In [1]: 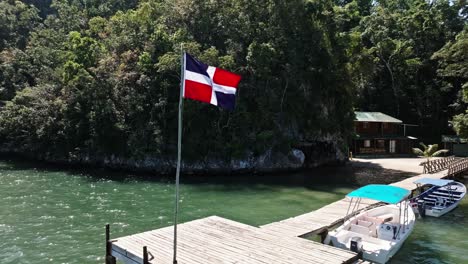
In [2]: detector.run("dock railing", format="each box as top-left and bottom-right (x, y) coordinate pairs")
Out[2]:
(448, 158), (468, 176)
(420, 156), (457, 174)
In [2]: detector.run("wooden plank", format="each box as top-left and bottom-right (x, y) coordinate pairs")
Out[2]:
(212, 218), (355, 260)
(178, 218), (333, 263)
(195, 218), (351, 263)
(110, 216), (356, 264)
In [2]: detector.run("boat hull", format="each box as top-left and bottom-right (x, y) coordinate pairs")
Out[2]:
(426, 201), (459, 217)
(327, 204), (415, 264)
(412, 181), (466, 218)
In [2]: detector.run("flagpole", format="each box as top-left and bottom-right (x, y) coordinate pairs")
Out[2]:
(173, 44), (185, 264)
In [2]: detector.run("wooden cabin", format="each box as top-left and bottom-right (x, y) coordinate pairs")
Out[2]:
(351, 112), (416, 156)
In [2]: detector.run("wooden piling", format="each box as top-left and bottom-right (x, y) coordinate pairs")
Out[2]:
(105, 224), (116, 264)
(143, 246), (149, 264)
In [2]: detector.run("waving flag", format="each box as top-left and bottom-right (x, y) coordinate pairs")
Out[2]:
(183, 53), (241, 110)
(172, 51), (242, 263)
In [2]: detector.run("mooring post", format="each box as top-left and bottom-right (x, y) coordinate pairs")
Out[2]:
(143, 246), (149, 264)
(105, 224), (116, 264)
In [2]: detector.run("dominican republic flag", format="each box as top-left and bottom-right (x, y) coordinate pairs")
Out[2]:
(183, 53), (241, 111)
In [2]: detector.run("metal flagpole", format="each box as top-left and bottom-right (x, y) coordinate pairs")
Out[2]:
(173, 45), (185, 264)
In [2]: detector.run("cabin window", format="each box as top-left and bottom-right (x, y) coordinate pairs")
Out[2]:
(383, 123), (388, 129)
(377, 140), (385, 149)
(363, 122), (369, 129)
(364, 140), (371, 148)
(390, 140), (396, 153)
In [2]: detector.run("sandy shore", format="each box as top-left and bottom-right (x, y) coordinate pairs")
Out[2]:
(350, 157), (430, 174)
(339, 157), (431, 186)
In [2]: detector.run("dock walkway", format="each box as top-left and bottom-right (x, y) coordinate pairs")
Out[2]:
(108, 157), (468, 264)
(110, 216), (357, 264)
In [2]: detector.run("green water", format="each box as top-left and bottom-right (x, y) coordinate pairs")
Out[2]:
(0, 160), (466, 264)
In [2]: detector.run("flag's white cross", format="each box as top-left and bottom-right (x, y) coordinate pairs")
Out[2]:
(184, 67), (237, 107)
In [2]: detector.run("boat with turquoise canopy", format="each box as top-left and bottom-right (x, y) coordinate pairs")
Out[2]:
(325, 184), (415, 264)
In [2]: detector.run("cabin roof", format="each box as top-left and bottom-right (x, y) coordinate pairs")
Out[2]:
(355, 111), (402, 123)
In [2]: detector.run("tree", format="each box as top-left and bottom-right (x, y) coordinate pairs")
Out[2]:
(356, 0), (465, 143)
(433, 28), (468, 138)
(0, 0), (40, 51)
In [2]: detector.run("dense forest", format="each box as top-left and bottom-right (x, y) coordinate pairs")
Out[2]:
(0, 0), (466, 168)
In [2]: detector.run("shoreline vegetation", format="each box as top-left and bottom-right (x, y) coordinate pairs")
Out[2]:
(0, 145), (340, 175)
(0, 154), (417, 187)
(1, 1), (467, 168)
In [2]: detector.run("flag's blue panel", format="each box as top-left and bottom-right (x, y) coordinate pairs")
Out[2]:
(413, 178), (454, 187)
(215, 92), (236, 111)
(347, 184), (410, 204)
(185, 53), (209, 77)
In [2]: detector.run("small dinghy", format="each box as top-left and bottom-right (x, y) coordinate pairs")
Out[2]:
(325, 185), (415, 264)
(410, 178), (466, 217)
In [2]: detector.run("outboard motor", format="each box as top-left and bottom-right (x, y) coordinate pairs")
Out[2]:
(417, 199), (426, 217)
(350, 237), (363, 253)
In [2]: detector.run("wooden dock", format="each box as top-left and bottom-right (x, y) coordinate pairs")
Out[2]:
(260, 197), (378, 239)
(109, 216), (358, 264)
(107, 157), (468, 264)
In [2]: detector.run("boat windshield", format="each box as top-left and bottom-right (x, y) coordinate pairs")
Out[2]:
(413, 178), (453, 187)
(347, 184), (410, 204)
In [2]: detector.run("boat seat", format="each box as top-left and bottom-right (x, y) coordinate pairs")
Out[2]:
(428, 195), (456, 202)
(373, 213), (393, 222)
(357, 220), (373, 228)
(432, 192), (461, 198)
(349, 224), (372, 236)
(436, 190), (462, 195)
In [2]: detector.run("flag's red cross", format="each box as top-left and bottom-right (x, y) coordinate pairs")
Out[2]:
(183, 53), (241, 110)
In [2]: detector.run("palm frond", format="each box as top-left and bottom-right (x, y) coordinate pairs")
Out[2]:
(419, 142), (428, 150)
(431, 149), (449, 157)
(426, 144), (439, 156)
(412, 148), (424, 156)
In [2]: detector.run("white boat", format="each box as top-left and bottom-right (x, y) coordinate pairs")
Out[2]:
(410, 178), (466, 217)
(325, 185), (415, 264)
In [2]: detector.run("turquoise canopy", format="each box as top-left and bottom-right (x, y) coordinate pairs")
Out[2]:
(347, 184), (410, 204)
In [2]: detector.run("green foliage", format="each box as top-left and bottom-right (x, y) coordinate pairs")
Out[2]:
(355, 0), (465, 142)
(412, 142), (449, 157)
(0, 0), (466, 163)
(0, 0), (40, 50)
(433, 28), (468, 138)
(65, 31), (103, 68)
(0, 85), (65, 152)
(453, 111), (468, 138)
